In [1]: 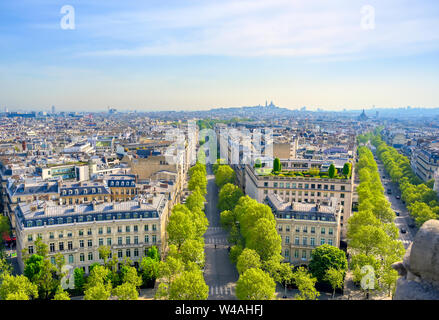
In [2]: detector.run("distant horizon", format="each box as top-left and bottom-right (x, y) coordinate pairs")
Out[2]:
(3, 104), (439, 114)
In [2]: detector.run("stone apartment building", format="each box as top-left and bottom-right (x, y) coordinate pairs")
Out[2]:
(14, 194), (169, 274)
(245, 163), (353, 239)
(265, 193), (341, 265)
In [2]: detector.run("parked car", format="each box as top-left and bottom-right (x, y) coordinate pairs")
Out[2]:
(395, 211), (400, 216)
(400, 228), (407, 234)
(408, 223), (415, 228)
(396, 195), (401, 200)
(387, 189), (392, 194)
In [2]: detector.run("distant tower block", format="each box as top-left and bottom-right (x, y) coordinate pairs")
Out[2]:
(52, 105), (55, 114)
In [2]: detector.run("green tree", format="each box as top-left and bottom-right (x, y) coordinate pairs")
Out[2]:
(188, 170), (207, 195)
(218, 183), (244, 212)
(246, 218), (282, 261)
(291, 267), (319, 300)
(273, 158), (282, 173)
(324, 267), (344, 298)
(140, 256), (160, 287)
(185, 188), (205, 212)
(147, 246), (160, 261)
(167, 269), (209, 300)
(120, 265), (142, 288)
(180, 239), (205, 268)
(236, 268), (276, 300)
(308, 244), (347, 284)
(220, 210), (236, 231)
(328, 164), (336, 178)
(52, 285), (70, 300)
(0, 274), (38, 300)
(23, 253), (57, 299)
(84, 282), (112, 300)
(113, 282), (139, 300)
(229, 245), (243, 264)
(236, 248), (261, 275)
(342, 162), (351, 177)
(215, 165), (236, 189)
(73, 267), (86, 294)
(167, 206), (196, 249)
(98, 245), (112, 267)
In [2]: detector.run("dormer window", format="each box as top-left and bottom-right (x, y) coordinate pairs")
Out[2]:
(63, 190), (67, 195)
(116, 182), (119, 186)
(69, 190), (73, 195)
(92, 188), (96, 193)
(84, 189), (87, 194)
(48, 219), (54, 225)
(111, 181), (114, 186)
(75, 189), (79, 195)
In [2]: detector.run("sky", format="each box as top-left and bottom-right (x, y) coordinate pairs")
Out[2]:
(1, 0), (439, 112)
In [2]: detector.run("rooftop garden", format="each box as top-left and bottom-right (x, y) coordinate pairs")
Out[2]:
(254, 158), (352, 180)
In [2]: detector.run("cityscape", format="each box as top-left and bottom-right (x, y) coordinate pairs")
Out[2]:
(1, 0), (439, 308)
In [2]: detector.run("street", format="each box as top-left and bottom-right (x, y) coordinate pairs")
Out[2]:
(203, 165), (239, 300)
(374, 157), (417, 248)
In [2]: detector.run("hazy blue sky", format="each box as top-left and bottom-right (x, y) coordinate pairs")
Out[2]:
(1, 0), (439, 112)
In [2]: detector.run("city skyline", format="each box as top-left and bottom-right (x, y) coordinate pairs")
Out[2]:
(1, 0), (439, 111)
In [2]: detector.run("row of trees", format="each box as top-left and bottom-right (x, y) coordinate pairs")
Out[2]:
(216, 163), (345, 300)
(155, 161), (209, 300)
(371, 134), (439, 227)
(347, 145), (405, 297)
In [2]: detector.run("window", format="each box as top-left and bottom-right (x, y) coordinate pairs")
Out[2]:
(98, 227), (103, 235)
(295, 226), (300, 233)
(79, 240), (84, 248)
(144, 235), (149, 243)
(285, 236), (290, 244)
(285, 249), (290, 257)
(78, 216), (83, 223)
(294, 250), (299, 258)
(99, 238), (104, 246)
(144, 225), (149, 231)
(107, 238), (112, 246)
(28, 246), (34, 254)
(86, 215), (92, 222)
(59, 242), (64, 251)
(126, 236), (131, 245)
(37, 233), (42, 240)
(278, 225), (283, 232)
(58, 232), (63, 238)
(88, 252), (93, 261)
(126, 249), (131, 257)
(341, 185), (345, 191)
(328, 239), (333, 246)
(134, 225), (138, 232)
(68, 241), (73, 250)
(303, 226), (308, 233)
(79, 230), (84, 236)
(118, 250), (123, 258)
(302, 250), (307, 259)
(107, 227), (111, 234)
(68, 254), (74, 264)
(48, 219), (54, 225)
(80, 253), (85, 262)
(134, 248), (139, 257)
(152, 235), (157, 243)
(51, 257), (56, 265)
(311, 227), (315, 234)
(67, 232), (72, 238)
(118, 226), (122, 233)
(152, 224), (157, 231)
(134, 236), (139, 244)
(118, 237), (123, 245)
(87, 239), (92, 247)
(28, 234), (33, 242)
(303, 237), (307, 245)
(310, 237), (315, 246)
(126, 226), (130, 233)
(321, 227), (326, 235)
(329, 228), (333, 235)
(286, 225), (290, 232)
(321, 238), (326, 245)
(295, 237), (299, 245)
(87, 228), (92, 236)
